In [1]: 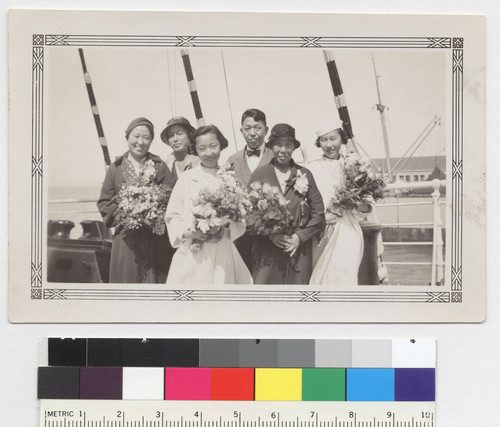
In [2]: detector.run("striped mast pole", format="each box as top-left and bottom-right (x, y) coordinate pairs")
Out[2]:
(78, 49), (111, 170)
(324, 51), (386, 282)
(323, 50), (358, 154)
(180, 50), (206, 127)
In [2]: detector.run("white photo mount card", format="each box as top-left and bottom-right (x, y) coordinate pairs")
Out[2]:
(8, 10), (485, 322)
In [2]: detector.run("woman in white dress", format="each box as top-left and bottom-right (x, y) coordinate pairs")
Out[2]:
(165, 124), (253, 285)
(308, 120), (366, 286)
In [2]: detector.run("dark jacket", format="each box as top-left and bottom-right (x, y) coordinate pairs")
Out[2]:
(248, 159), (325, 284)
(97, 152), (174, 228)
(97, 151), (175, 283)
(227, 146), (274, 187)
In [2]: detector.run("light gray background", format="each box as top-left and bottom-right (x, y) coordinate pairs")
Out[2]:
(1, 1), (498, 426)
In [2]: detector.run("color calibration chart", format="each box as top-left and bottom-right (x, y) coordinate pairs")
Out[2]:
(39, 338), (436, 426)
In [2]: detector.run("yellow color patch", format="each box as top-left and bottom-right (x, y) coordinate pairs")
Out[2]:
(255, 369), (302, 401)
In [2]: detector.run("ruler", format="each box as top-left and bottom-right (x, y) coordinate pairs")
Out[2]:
(40, 400), (436, 427)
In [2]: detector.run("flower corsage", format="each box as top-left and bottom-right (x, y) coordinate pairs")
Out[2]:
(292, 169), (311, 228)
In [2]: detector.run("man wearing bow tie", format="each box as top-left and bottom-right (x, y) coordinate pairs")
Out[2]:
(228, 108), (274, 187)
(228, 109), (274, 270)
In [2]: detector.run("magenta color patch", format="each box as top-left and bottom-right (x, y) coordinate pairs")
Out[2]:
(165, 368), (211, 400)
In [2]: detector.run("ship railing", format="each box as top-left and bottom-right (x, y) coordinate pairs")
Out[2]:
(379, 178), (446, 286)
(48, 179), (446, 286)
(47, 197), (101, 216)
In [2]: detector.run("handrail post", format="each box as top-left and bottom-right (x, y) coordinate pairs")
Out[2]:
(431, 179), (444, 286)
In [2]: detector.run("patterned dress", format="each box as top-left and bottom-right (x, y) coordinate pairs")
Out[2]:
(97, 152), (175, 283)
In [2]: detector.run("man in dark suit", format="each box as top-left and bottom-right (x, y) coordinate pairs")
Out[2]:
(227, 108), (274, 186)
(227, 109), (274, 269)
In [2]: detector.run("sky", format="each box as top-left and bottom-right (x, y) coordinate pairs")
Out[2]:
(47, 46), (447, 189)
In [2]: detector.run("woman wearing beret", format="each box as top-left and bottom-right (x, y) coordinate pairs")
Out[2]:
(248, 123), (325, 284)
(161, 116), (200, 181)
(97, 117), (176, 283)
(165, 124), (253, 285)
(308, 120), (365, 286)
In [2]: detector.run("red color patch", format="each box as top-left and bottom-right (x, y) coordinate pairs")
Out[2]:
(211, 368), (254, 400)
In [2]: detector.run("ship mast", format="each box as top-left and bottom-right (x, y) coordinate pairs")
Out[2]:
(78, 49), (111, 171)
(372, 54), (392, 179)
(322, 51), (358, 154)
(180, 50), (206, 127)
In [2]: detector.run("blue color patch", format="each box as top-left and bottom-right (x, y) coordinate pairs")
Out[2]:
(347, 369), (395, 401)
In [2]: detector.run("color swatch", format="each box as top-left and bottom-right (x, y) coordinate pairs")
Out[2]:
(255, 369), (302, 401)
(48, 338), (87, 367)
(38, 367), (435, 402)
(38, 367), (80, 399)
(122, 367), (164, 400)
(346, 369), (395, 401)
(302, 368), (345, 401)
(40, 338), (435, 402)
(394, 368), (436, 401)
(80, 367), (123, 400)
(87, 339), (199, 367)
(211, 368), (254, 400)
(165, 368), (211, 400)
(47, 338), (435, 368)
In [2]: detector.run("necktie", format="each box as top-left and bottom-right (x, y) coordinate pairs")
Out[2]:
(247, 148), (261, 157)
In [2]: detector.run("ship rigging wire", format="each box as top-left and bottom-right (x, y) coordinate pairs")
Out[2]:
(220, 51), (238, 151)
(166, 50), (175, 117)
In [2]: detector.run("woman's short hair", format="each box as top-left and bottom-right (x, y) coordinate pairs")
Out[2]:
(192, 124), (229, 152)
(315, 128), (347, 147)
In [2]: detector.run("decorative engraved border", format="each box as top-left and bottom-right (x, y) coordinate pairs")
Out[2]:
(42, 288), (451, 303)
(44, 35), (452, 49)
(31, 35), (461, 304)
(31, 34), (45, 299)
(451, 37), (463, 303)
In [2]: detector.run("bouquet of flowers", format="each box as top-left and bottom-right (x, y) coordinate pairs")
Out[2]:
(245, 181), (293, 235)
(190, 164), (252, 252)
(327, 154), (386, 217)
(114, 159), (171, 235)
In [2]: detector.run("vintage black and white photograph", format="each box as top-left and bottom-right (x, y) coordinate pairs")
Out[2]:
(8, 11), (485, 322)
(47, 47), (447, 288)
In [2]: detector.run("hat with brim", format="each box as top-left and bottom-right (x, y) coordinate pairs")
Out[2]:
(315, 119), (344, 138)
(160, 116), (196, 144)
(266, 123), (301, 149)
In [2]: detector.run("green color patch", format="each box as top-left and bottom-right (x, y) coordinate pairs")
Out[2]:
(302, 369), (346, 401)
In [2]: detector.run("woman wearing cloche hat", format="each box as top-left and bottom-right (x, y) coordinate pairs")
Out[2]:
(97, 117), (176, 283)
(161, 116), (200, 181)
(308, 119), (365, 286)
(248, 123), (325, 284)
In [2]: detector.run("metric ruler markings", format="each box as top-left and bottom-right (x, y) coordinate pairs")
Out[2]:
(43, 420), (435, 427)
(41, 402), (435, 427)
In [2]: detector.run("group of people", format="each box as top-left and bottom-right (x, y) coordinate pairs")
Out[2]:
(97, 109), (366, 286)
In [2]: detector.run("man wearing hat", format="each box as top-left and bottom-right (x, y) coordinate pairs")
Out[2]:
(160, 116), (200, 181)
(248, 123), (325, 284)
(227, 109), (274, 269)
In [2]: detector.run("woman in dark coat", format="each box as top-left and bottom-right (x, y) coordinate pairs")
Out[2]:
(97, 117), (176, 283)
(248, 123), (325, 284)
